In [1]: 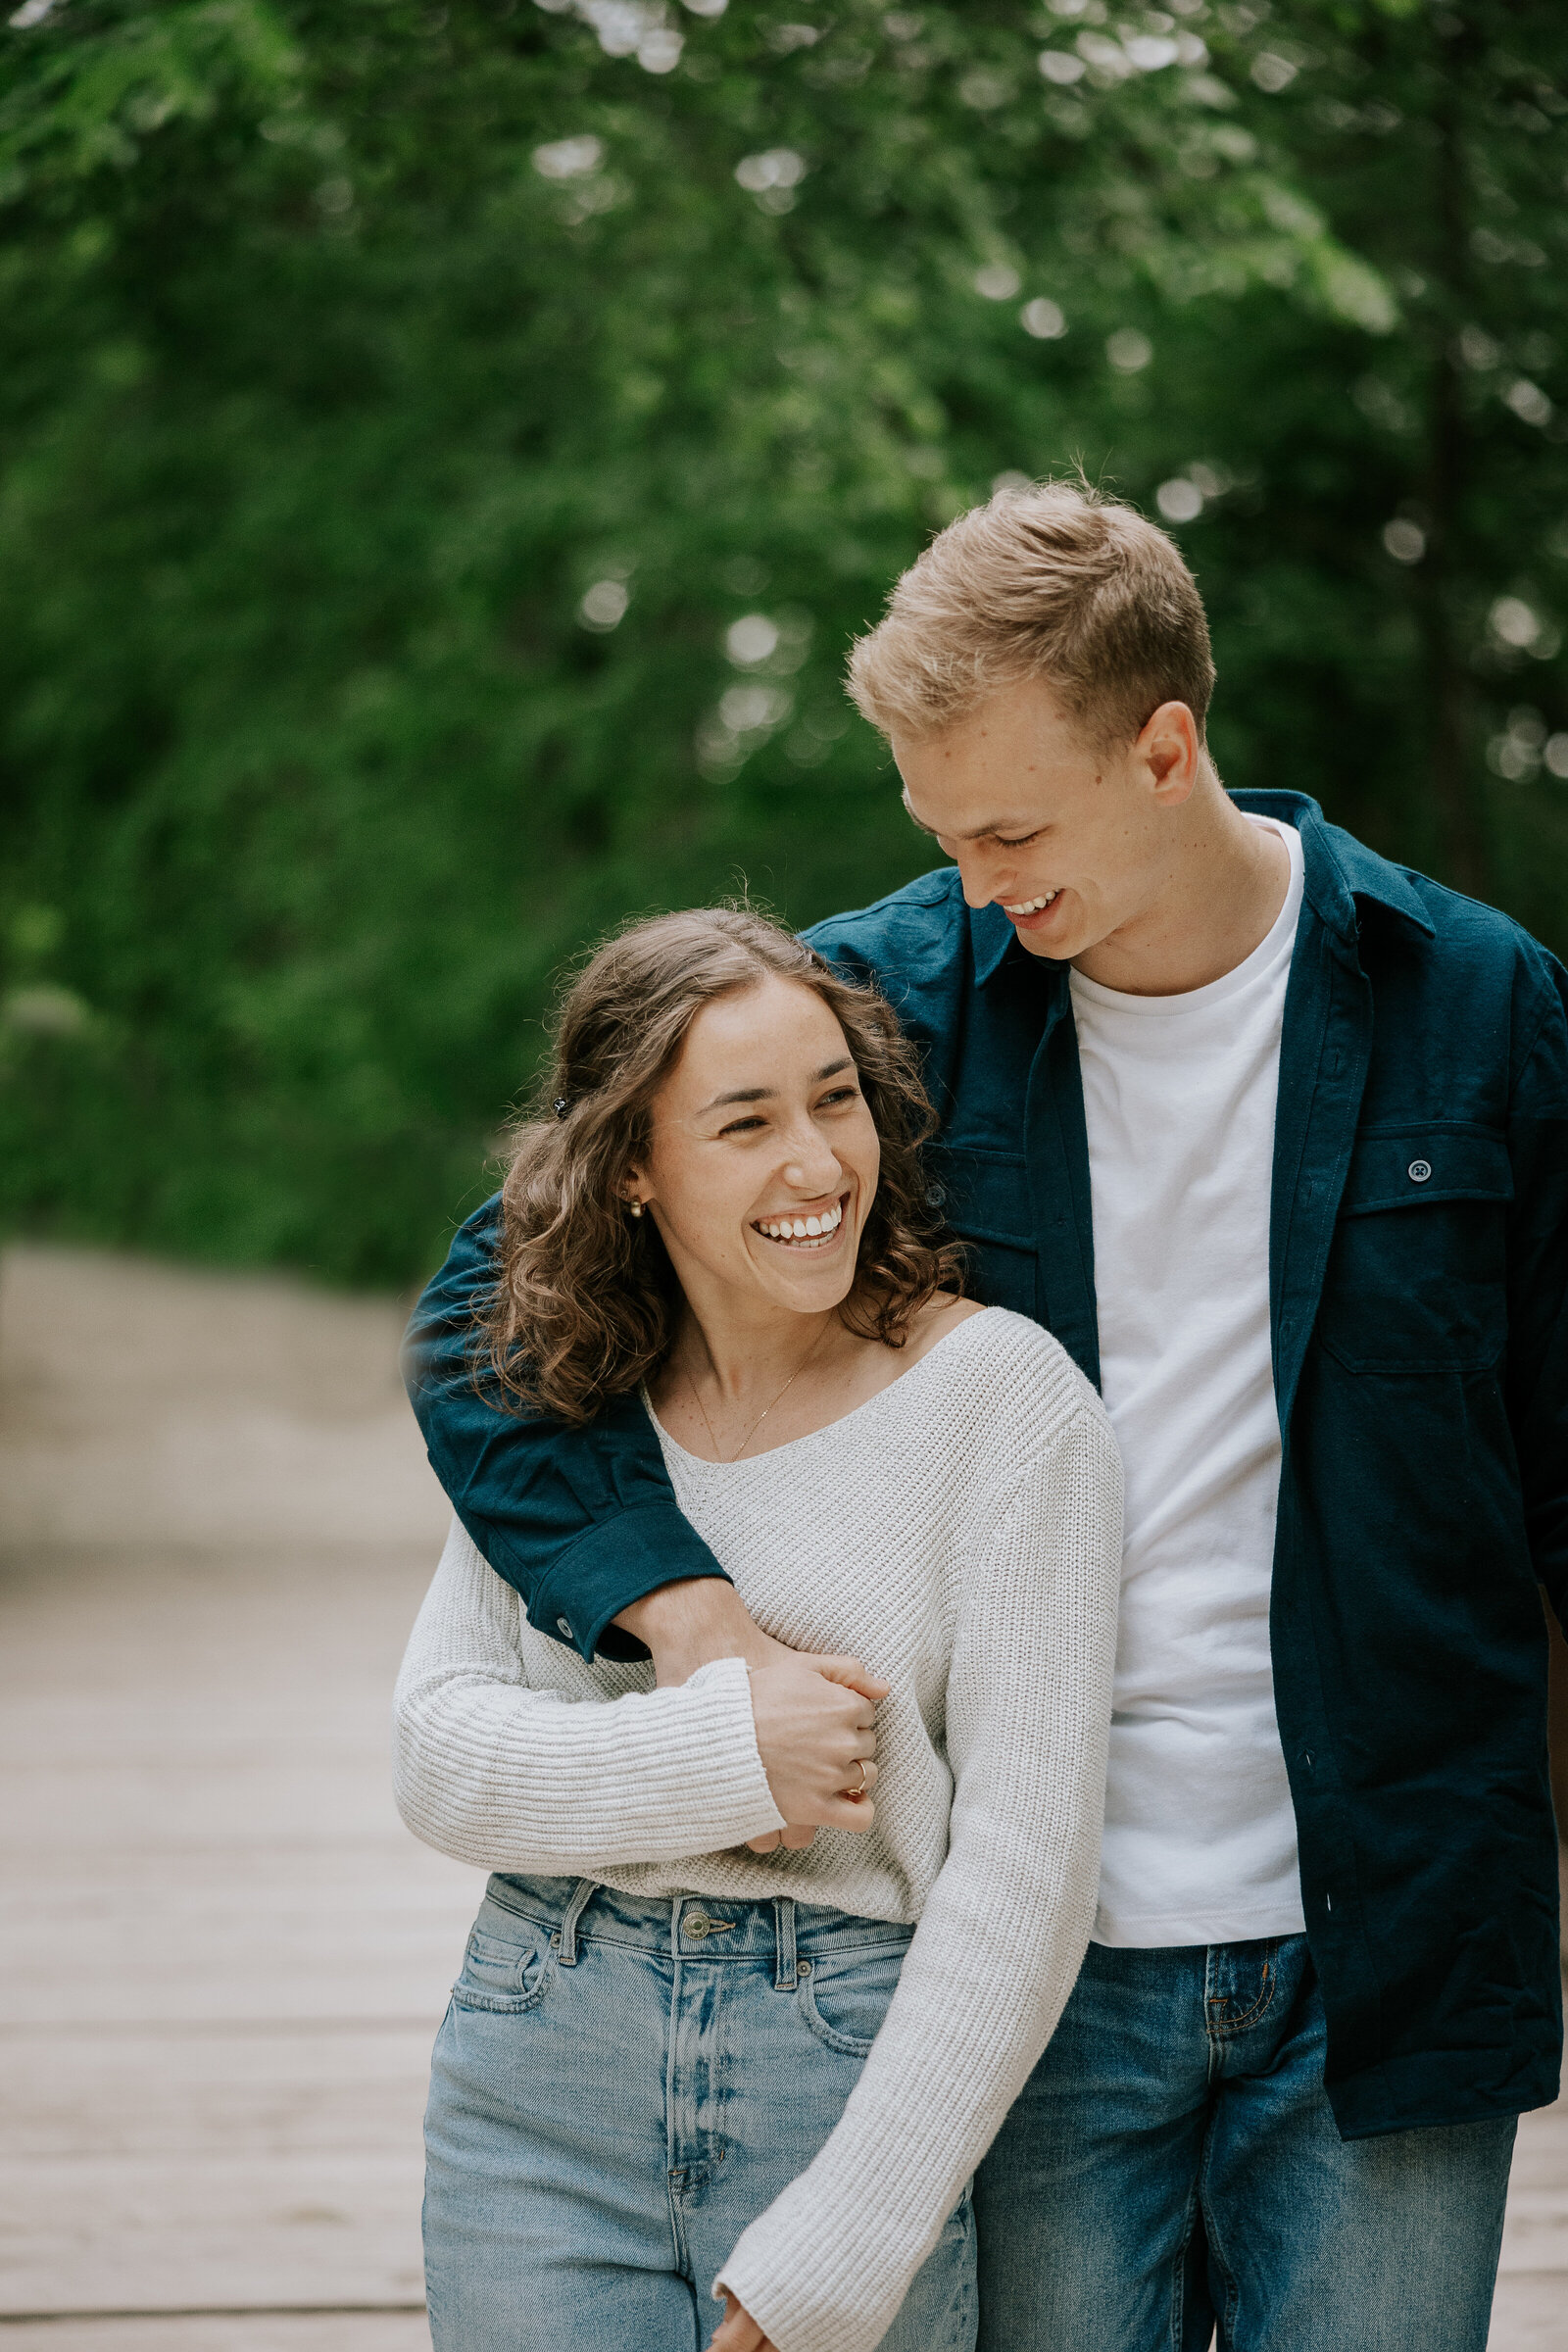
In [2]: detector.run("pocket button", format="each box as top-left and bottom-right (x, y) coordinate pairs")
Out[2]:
(1407, 1159), (1432, 1184)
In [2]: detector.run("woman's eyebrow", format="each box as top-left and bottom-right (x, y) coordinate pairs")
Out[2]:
(695, 1056), (855, 1118)
(697, 1085), (773, 1115)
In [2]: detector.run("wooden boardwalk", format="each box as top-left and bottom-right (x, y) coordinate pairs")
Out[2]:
(0, 1244), (1563, 2351)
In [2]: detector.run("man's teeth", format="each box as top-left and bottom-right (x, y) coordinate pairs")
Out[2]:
(755, 1200), (845, 1246)
(1003, 890), (1058, 915)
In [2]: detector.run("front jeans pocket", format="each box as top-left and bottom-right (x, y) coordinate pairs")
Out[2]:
(797, 1940), (910, 2054)
(452, 1904), (557, 2015)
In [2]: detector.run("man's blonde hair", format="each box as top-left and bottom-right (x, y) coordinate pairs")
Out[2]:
(847, 478), (1216, 753)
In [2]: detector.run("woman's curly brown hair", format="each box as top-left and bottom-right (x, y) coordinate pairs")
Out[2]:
(482, 906), (963, 1424)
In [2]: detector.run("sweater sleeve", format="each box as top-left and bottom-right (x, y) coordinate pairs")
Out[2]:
(714, 1394), (1124, 2352)
(392, 1518), (786, 1871)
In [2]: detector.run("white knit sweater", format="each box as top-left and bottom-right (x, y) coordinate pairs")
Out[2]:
(394, 1306), (1123, 2352)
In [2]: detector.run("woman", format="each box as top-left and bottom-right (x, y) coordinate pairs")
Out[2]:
(394, 906), (1122, 2352)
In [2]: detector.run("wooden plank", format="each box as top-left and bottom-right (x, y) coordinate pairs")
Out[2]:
(1496, 2094), (1568, 2278)
(0, 2321), (431, 2350)
(1488, 2269), (1568, 2352)
(0, 2027), (438, 2158)
(0, 1845), (475, 2031)
(0, 1245), (450, 1557)
(0, 2149), (427, 2319)
(0, 1535), (483, 2034)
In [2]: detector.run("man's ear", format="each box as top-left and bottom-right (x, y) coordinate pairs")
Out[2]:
(1138, 701), (1201, 808)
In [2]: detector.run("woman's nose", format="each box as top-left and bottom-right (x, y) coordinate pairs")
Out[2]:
(782, 1145), (841, 1193)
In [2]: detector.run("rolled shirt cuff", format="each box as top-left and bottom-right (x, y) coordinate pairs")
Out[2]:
(522, 1500), (734, 1662)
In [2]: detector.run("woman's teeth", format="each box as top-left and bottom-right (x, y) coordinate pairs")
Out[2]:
(1003, 890), (1058, 915)
(754, 1200), (845, 1248)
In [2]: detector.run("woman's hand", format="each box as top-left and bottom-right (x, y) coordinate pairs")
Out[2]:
(613, 1578), (887, 1850)
(746, 1651), (885, 1838)
(709, 2289), (776, 2351)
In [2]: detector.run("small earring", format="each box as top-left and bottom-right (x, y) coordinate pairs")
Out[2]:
(628, 1199), (644, 1218)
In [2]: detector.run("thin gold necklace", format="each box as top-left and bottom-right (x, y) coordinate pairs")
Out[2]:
(683, 1319), (834, 1463)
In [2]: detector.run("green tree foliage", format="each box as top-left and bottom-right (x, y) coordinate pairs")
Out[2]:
(2, 0), (1565, 1281)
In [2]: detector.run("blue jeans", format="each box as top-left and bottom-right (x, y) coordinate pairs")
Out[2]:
(974, 1936), (1517, 2352)
(423, 1872), (978, 2352)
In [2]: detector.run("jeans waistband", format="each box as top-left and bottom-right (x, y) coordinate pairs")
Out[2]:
(485, 1871), (914, 1985)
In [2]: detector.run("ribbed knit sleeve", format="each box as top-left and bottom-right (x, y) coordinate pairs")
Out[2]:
(392, 1518), (785, 1869)
(713, 1393), (1123, 2352)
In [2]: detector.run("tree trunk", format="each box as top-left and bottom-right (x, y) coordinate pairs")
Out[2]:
(1418, 23), (1491, 901)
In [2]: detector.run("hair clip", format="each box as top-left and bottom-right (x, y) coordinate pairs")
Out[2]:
(553, 1097), (569, 1120)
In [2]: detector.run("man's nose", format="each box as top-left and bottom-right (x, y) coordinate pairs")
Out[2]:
(956, 852), (1002, 909)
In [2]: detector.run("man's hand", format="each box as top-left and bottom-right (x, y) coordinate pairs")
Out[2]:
(709, 2288), (775, 2351)
(613, 1579), (887, 1851)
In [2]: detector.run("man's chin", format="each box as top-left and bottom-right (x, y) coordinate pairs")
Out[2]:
(1012, 916), (1088, 963)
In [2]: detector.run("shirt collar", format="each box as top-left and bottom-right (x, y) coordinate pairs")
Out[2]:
(969, 898), (1022, 989)
(1232, 791), (1436, 943)
(968, 789), (1434, 990)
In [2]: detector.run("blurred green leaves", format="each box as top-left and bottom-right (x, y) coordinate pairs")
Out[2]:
(2, 0), (1567, 1280)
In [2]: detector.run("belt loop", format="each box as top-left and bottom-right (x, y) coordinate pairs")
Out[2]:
(558, 1878), (596, 1966)
(774, 1895), (798, 1991)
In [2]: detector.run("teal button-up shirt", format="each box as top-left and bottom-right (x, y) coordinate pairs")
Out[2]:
(406, 792), (1568, 2138)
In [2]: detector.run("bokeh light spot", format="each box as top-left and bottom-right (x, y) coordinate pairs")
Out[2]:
(1107, 327), (1153, 372)
(1020, 298), (1067, 341)
(1156, 478), (1203, 523)
(726, 613), (780, 665)
(533, 136), (605, 180)
(1383, 518), (1426, 564)
(735, 149), (807, 195)
(579, 579), (629, 630)
(975, 264), (1022, 301)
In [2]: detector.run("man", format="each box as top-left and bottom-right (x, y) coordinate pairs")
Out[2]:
(405, 482), (1567, 2350)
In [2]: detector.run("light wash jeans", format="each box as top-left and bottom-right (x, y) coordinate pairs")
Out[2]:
(974, 1935), (1518, 2352)
(423, 1872), (978, 2352)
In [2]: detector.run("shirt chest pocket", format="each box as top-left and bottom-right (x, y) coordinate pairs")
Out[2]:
(924, 1142), (1039, 1319)
(1316, 1123), (1511, 1374)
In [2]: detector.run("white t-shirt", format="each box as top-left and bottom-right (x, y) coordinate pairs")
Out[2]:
(1070, 816), (1307, 1947)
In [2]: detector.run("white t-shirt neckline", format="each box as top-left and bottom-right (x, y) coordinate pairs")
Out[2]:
(1069, 817), (1304, 1019)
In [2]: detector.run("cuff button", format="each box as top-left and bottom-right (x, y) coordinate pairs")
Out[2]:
(1407, 1158), (1432, 1184)
(556, 1616), (573, 1640)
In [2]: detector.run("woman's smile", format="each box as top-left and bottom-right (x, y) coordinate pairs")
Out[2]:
(751, 1192), (850, 1251)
